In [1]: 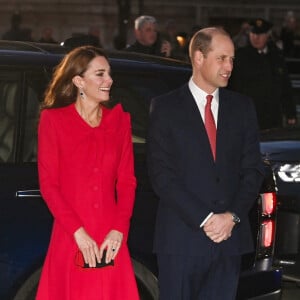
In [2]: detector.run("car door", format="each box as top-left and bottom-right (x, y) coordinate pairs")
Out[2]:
(0, 67), (52, 300)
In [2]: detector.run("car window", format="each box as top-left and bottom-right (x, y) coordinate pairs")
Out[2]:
(109, 72), (170, 143)
(22, 70), (49, 163)
(0, 63), (187, 163)
(0, 73), (21, 163)
(22, 87), (41, 162)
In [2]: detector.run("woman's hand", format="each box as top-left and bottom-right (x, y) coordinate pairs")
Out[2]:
(100, 230), (123, 263)
(74, 227), (100, 267)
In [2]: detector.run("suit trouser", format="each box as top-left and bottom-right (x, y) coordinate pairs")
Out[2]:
(157, 251), (241, 300)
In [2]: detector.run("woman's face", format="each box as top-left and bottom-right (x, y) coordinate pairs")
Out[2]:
(80, 56), (113, 103)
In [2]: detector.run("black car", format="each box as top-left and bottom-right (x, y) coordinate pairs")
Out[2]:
(260, 127), (300, 281)
(0, 40), (281, 300)
(259, 57), (300, 282)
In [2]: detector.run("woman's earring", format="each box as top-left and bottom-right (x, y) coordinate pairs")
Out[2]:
(79, 88), (84, 99)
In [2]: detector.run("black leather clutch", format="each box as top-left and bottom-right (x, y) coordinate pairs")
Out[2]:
(75, 249), (114, 268)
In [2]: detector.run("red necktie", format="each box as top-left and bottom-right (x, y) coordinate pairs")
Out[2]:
(205, 95), (216, 160)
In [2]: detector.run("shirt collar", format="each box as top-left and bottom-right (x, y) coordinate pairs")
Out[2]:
(188, 77), (219, 105)
(258, 46), (268, 54)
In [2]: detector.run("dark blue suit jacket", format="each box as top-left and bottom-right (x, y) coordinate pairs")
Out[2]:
(147, 83), (264, 257)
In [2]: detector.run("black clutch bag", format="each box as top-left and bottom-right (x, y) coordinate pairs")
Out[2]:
(75, 249), (114, 268)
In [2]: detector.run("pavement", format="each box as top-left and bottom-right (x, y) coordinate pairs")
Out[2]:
(282, 281), (300, 299)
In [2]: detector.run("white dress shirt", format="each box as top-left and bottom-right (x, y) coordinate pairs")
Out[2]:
(188, 77), (219, 128)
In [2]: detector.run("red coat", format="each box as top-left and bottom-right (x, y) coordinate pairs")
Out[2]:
(36, 103), (139, 300)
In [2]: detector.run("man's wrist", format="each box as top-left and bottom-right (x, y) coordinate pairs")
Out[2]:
(229, 212), (240, 225)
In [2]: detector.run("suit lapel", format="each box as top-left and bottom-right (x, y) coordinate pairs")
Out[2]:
(216, 88), (233, 160)
(178, 84), (215, 161)
(179, 84), (206, 134)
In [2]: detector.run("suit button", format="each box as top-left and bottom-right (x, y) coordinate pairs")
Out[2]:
(216, 177), (220, 183)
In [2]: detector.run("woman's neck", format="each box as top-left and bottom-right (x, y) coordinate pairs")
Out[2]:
(75, 99), (102, 127)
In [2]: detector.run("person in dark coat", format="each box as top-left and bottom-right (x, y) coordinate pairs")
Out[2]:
(38, 27), (58, 44)
(280, 12), (300, 58)
(3, 12), (26, 41)
(125, 15), (172, 58)
(147, 27), (264, 300)
(229, 18), (297, 129)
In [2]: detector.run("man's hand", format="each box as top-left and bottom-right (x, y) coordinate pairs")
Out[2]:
(160, 40), (172, 57)
(203, 212), (235, 243)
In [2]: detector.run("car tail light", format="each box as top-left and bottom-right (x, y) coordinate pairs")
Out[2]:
(261, 192), (276, 215)
(257, 191), (278, 258)
(260, 220), (274, 248)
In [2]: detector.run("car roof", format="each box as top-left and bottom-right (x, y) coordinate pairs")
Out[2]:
(260, 128), (300, 141)
(0, 40), (192, 72)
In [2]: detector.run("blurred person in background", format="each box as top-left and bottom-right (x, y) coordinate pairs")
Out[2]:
(160, 19), (187, 60)
(3, 12), (25, 41)
(63, 26), (102, 49)
(87, 25), (103, 48)
(280, 11), (300, 58)
(232, 20), (250, 49)
(39, 27), (58, 44)
(229, 18), (297, 129)
(125, 15), (172, 58)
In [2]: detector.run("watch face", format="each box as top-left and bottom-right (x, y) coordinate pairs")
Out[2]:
(232, 213), (240, 224)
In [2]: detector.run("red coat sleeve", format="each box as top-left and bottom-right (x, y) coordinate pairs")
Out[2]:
(38, 109), (83, 236)
(113, 112), (137, 237)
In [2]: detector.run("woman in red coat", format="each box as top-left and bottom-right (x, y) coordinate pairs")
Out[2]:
(36, 46), (139, 300)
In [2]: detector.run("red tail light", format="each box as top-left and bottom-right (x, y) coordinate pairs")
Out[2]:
(261, 192), (276, 215)
(259, 193), (277, 251)
(260, 220), (274, 248)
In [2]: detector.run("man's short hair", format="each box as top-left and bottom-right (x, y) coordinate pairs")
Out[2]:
(189, 27), (230, 60)
(134, 15), (157, 30)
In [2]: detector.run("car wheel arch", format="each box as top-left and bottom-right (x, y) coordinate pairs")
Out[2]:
(132, 258), (159, 300)
(13, 268), (41, 300)
(12, 259), (159, 300)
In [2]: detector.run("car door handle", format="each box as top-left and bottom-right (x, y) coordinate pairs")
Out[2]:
(16, 189), (41, 198)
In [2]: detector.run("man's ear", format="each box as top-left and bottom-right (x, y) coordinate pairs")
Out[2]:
(193, 50), (204, 67)
(72, 75), (83, 89)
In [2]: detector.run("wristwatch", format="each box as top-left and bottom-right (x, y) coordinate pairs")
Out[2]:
(231, 212), (241, 225)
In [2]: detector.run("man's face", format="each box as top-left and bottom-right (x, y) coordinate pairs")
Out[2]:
(135, 22), (158, 46)
(193, 34), (234, 94)
(249, 32), (269, 50)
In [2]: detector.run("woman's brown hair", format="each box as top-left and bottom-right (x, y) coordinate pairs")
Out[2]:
(42, 45), (108, 109)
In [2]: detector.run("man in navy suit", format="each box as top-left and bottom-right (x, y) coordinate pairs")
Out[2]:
(147, 27), (264, 300)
